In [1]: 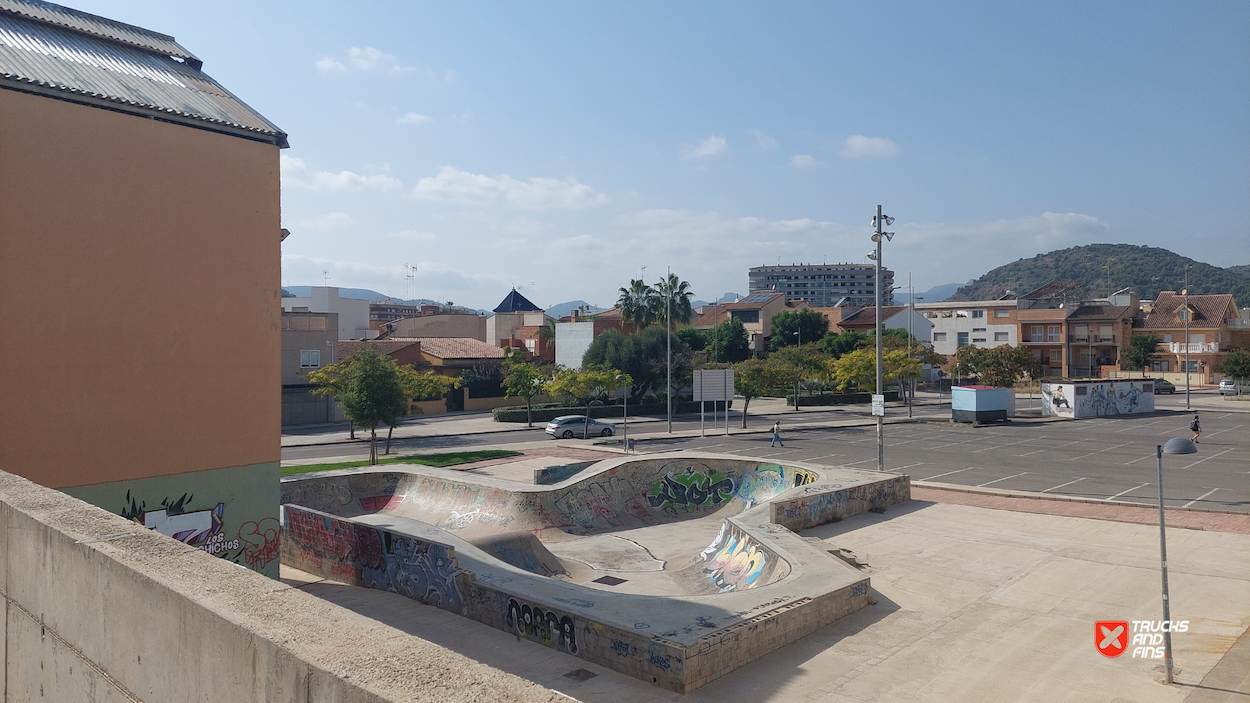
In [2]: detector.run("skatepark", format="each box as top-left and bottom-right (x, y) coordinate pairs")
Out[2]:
(279, 453), (910, 692)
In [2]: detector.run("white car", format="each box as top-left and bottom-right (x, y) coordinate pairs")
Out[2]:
(1218, 379), (1240, 396)
(545, 415), (615, 439)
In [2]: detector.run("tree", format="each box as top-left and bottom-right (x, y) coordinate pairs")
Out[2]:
(708, 317), (751, 363)
(309, 348), (408, 465)
(832, 348), (876, 392)
(772, 343), (830, 409)
(953, 345), (1042, 388)
(676, 326), (706, 351)
(733, 358), (776, 428)
(546, 365), (630, 439)
(392, 367), (459, 453)
(821, 330), (868, 359)
(769, 309), (830, 351)
(582, 326), (687, 402)
(1121, 333), (1162, 377)
(1218, 348), (1250, 382)
(501, 349), (550, 427)
(652, 272), (694, 329)
(617, 278), (657, 329)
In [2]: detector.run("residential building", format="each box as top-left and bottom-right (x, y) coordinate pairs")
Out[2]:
(0, 1), (286, 575)
(1062, 302), (1137, 378)
(914, 299), (1019, 357)
(555, 308), (629, 369)
(722, 292), (800, 354)
(1017, 308), (1070, 377)
(749, 263), (895, 307)
(369, 300), (425, 329)
(1136, 292), (1240, 384)
(379, 311), (487, 341)
(832, 305), (934, 342)
(341, 337), (505, 376)
(281, 286), (377, 340)
(487, 289), (550, 349)
(281, 312), (341, 426)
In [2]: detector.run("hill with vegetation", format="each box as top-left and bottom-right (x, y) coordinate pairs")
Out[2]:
(946, 244), (1250, 303)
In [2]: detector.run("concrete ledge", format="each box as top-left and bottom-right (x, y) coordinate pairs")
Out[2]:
(913, 480), (1245, 515)
(0, 470), (563, 703)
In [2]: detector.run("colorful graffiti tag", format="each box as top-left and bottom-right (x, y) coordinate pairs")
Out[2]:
(698, 523), (773, 592)
(237, 517), (280, 571)
(506, 598), (579, 655)
(124, 491), (233, 554)
(646, 464), (736, 511)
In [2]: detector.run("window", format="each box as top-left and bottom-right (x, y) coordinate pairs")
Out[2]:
(1029, 325), (1044, 342)
(525, 339), (536, 353)
(1182, 360), (1199, 372)
(994, 332), (1009, 342)
(1098, 323), (1113, 342)
(1163, 334), (1172, 343)
(972, 327), (986, 332)
(972, 310), (985, 318)
(1049, 349), (1062, 364)
(1072, 323), (1088, 342)
(957, 332), (969, 347)
(731, 310), (759, 324)
(300, 350), (320, 368)
(1047, 326), (1062, 342)
(933, 332), (947, 342)
(994, 309), (1010, 318)
(972, 337), (986, 343)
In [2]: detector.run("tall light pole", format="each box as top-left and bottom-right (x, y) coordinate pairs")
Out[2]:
(870, 205), (895, 473)
(617, 373), (629, 452)
(666, 266), (673, 433)
(793, 329), (801, 411)
(907, 274), (915, 419)
(1183, 267), (1191, 410)
(1156, 436), (1197, 685)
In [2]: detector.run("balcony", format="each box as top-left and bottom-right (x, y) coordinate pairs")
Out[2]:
(1168, 342), (1219, 354)
(1069, 335), (1117, 344)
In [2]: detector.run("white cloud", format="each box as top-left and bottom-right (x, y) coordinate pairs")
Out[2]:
(411, 166), (607, 210)
(682, 135), (727, 160)
(314, 57), (346, 74)
(281, 155), (402, 191)
(315, 47), (453, 77)
(842, 135), (900, 158)
(387, 230), (437, 243)
(753, 129), (777, 150)
(294, 212), (350, 230)
(397, 112), (432, 126)
(790, 154), (818, 169)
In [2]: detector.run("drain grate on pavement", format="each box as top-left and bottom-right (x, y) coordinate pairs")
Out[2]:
(592, 575), (628, 586)
(564, 668), (598, 682)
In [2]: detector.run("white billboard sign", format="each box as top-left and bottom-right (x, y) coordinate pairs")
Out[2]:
(694, 369), (735, 402)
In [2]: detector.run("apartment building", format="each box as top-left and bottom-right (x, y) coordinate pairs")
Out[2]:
(749, 263), (895, 307)
(281, 312), (341, 426)
(1137, 292), (1240, 384)
(282, 286), (378, 340)
(913, 299), (1019, 357)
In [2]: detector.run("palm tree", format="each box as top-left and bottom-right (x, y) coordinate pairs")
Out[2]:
(617, 278), (657, 328)
(652, 272), (694, 331)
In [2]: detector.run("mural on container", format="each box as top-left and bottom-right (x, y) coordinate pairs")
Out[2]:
(1042, 382), (1154, 418)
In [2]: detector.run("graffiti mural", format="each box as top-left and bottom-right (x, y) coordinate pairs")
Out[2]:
(554, 476), (650, 531)
(770, 476), (910, 531)
(124, 491), (229, 552)
(792, 468), (818, 487)
(237, 517), (280, 571)
(363, 536), (465, 614)
(696, 523), (777, 592)
(506, 598), (579, 654)
(646, 463), (736, 511)
(1042, 382), (1154, 419)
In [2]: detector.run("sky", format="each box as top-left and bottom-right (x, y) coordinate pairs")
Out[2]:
(75, 1), (1250, 309)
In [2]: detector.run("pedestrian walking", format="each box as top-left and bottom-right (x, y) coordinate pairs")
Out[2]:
(770, 420), (784, 447)
(1190, 413), (1200, 444)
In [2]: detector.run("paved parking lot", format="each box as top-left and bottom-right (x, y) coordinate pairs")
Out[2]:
(632, 410), (1249, 513)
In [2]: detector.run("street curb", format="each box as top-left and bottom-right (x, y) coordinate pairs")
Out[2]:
(912, 480), (1244, 515)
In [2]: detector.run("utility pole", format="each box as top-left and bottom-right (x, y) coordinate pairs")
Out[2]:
(870, 205), (894, 473)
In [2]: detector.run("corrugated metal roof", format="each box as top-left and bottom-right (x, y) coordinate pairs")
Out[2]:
(0, 0), (198, 64)
(0, 8), (286, 146)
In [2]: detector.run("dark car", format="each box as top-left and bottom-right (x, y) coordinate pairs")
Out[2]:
(1152, 378), (1176, 394)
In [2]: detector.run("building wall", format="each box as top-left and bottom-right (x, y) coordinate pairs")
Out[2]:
(281, 312), (338, 385)
(0, 87), (280, 490)
(917, 302), (1018, 356)
(749, 264), (894, 307)
(556, 321), (596, 368)
(282, 288), (375, 340)
(387, 314), (486, 341)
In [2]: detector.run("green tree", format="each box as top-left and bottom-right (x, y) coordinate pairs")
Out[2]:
(652, 272), (694, 330)
(676, 326), (706, 351)
(733, 358), (786, 428)
(708, 316), (751, 363)
(546, 365), (630, 438)
(583, 326), (687, 402)
(772, 343), (830, 408)
(832, 348), (876, 392)
(820, 330), (868, 359)
(769, 309), (830, 351)
(617, 278), (657, 328)
(953, 345), (1041, 388)
(392, 367), (460, 453)
(1121, 333), (1162, 378)
(309, 348), (409, 465)
(501, 349), (550, 427)
(1218, 348), (1250, 382)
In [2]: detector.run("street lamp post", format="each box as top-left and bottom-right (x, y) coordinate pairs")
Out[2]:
(666, 266), (673, 433)
(1183, 270), (1191, 410)
(1156, 436), (1197, 685)
(870, 205), (895, 473)
(793, 329), (801, 411)
(617, 374), (629, 452)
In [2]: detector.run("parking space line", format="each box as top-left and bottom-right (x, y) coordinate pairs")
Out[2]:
(1018, 440), (1081, 456)
(920, 467), (975, 481)
(1067, 442), (1133, 461)
(973, 439), (1033, 453)
(1115, 419), (1165, 433)
(1206, 425), (1243, 437)
(891, 462), (925, 472)
(1042, 477), (1087, 493)
(1182, 488), (1220, 509)
(977, 472), (1028, 487)
(1103, 483), (1151, 502)
(1124, 454), (1156, 465)
(1181, 448), (1235, 469)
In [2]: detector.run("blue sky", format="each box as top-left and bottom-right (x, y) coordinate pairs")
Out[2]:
(78, 1), (1250, 309)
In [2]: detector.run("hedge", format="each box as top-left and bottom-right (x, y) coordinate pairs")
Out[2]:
(492, 399), (732, 423)
(781, 390), (901, 406)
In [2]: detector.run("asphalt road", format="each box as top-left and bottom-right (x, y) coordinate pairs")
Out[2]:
(631, 409), (1249, 513)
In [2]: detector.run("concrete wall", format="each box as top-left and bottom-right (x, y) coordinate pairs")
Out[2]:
(282, 311), (338, 385)
(769, 474), (910, 531)
(389, 314), (487, 341)
(555, 321), (595, 368)
(0, 470), (560, 703)
(282, 288), (375, 340)
(0, 87), (280, 490)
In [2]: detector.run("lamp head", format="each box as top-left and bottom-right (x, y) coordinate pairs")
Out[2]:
(871, 233), (882, 243)
(883, 216), (895, 226)
(1162, 437), (1198, 455)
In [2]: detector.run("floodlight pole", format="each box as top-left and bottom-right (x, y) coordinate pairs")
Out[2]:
(1184, 271), (1190, 410)
(667, 266), (673, 433)
(1155, 444), (1174, 684)
(875, 205), (884, 473)
(908, 273), (913, 419)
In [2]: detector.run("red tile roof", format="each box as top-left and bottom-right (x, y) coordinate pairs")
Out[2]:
(838, 306), (906, 327)
(1140, 292), (1236, 329)
(338, 339), (421, 359)
(409, 337), (506, 360)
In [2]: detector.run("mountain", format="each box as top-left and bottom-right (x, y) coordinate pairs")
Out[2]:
(1228, 265), (1250, 279)
(692, 292), (744, 308)
(900, 282), (971, 305)
(546, 300), (606, 318)
(946, 244), (1250, 303)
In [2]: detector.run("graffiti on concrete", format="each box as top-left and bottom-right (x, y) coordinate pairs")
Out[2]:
(123, 491), (229, 551)
(793, 468), (818, 487)
(554, 476), (650, 531)
(237, 517), (280, 570)
(610, 638), (638, 657)
(363, 536), (465, 614)
(698, 522), (774, 592)
(506, 599), (579, 655)
(646, 463), (736, 511)
(771, 476), (909, 531)
(1042, 382), (1154, 419)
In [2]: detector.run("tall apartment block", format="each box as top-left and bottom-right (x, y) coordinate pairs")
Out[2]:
(749, 264), (895, 307)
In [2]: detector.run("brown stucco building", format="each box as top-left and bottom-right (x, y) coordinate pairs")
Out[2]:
(0, 0), (287, 575)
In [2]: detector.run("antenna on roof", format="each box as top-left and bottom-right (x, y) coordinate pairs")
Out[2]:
(322, 270), (329, 287)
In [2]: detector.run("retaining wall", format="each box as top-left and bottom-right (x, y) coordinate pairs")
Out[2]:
(770, 475), (912, 531)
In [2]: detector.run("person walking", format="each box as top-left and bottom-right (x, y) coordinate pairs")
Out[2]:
(1190, 413), (1201, 444)
(770, 420), (784, 447)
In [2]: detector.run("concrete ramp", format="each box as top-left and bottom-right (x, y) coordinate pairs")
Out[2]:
(468, 531), (567, 578)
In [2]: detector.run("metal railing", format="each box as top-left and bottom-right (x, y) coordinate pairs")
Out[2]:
(1167, 342), (1219, 353)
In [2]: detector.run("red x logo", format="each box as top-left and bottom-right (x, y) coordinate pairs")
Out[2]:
(1096, 621), (1129, 657)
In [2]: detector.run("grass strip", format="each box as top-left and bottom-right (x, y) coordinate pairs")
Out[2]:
(281, 449), (520, 476)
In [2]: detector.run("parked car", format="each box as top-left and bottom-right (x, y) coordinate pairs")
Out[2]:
(1218, 379), (1240, 396)
(1152, 378), (1176, 394)
(545, 415), (615, 439)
